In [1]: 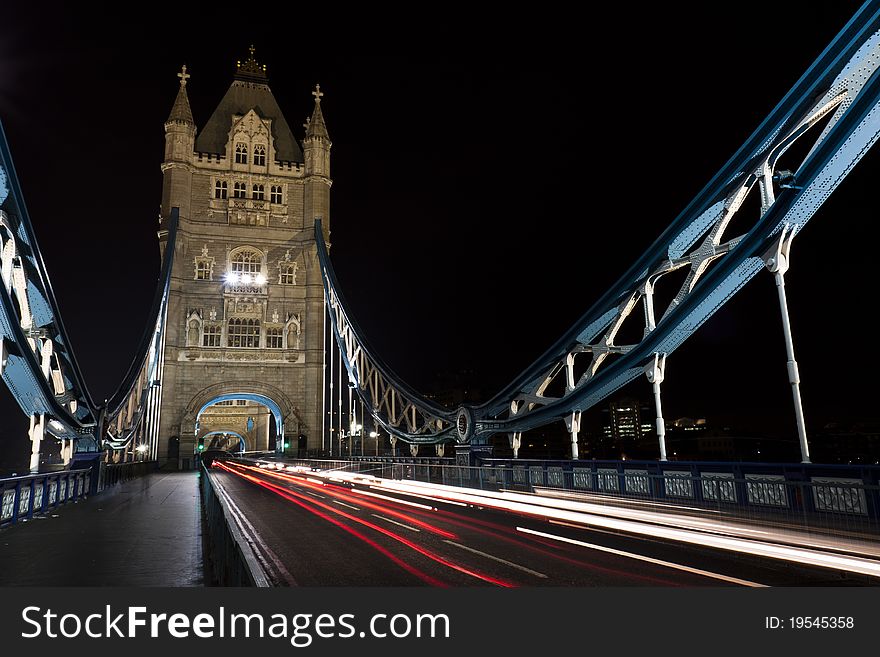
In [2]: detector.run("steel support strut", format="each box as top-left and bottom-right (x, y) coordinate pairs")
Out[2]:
(763, 224), (810, 463)
(645, 353), (668, 461)
(566, 412), (581, 460)
(28, 414), (44, 473)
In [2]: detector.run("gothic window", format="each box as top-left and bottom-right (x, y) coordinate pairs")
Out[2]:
(202, 324), (221, 347)
(233, 182), (246, 198)
(231, 249), (261, 276)
(214, 180), (228, 199)
(235, 143), (248, 164)
(253, 184), (265, 201)
(194, 245), (215, 281)
(228, 318), (260, 348)
(253, 144), (266, 166)
(271, 185), (283, 204)
(266, 326), (283, 349)
(279, 263), (296, 285)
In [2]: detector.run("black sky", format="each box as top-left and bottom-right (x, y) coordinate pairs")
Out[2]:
(0, 3), (876, 461)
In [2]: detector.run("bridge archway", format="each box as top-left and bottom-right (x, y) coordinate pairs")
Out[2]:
(185, 382), (303, 455)
(201, 430), (247, 452)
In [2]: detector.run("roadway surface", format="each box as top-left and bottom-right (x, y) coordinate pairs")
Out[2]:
(210, 461), (877, 587)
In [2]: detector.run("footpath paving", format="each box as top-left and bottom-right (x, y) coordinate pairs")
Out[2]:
(0, 472), (204, 586)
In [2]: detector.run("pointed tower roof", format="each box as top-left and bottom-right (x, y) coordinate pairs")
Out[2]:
(167, 65), (194, 124)
(194, 47), (303, 163)
(305, 84), (330, 140)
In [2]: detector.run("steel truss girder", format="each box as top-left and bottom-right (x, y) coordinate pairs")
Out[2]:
(103, 210), (178, 453)
(321, 2), (880, 446)
(0, 122), (98, 442)
(317, 228), (457, 445)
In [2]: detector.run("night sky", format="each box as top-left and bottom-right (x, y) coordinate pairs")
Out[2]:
(0, 4), (876, 466)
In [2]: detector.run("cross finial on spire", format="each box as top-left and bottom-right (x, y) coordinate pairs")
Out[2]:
(249, 44), (255, 59)
(177, 64), (190, 86)
(312, 84), (324, 102)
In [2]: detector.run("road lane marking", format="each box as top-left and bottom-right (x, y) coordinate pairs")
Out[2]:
(443, 540), (548, 578)
(371, 514), (421, 532)
(333, 501), (361, 511)
(303, 491), (327, 500)
(352, 489), (435, 510)
(516, 527), (766, 587)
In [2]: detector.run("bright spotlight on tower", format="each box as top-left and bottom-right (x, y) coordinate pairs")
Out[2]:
(255, 273), (267, 285)
(242, 273), (252, 284)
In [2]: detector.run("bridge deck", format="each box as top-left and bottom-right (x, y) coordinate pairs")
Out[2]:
(0, 472), (203, 586)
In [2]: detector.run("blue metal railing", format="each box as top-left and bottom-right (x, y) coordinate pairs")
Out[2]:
(0, 468), (91, 526)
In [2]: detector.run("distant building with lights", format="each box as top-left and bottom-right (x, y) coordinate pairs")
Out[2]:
(601, 398), (655, 458)
(154, 50), (330, 468)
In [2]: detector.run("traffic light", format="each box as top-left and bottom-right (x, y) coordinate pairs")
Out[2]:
(197, 437), (205, 451)
(283, 440), (290, 449)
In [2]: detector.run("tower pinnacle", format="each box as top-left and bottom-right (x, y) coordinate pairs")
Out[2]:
(167, 64), (194, 124)
(305, 84), (329, 139)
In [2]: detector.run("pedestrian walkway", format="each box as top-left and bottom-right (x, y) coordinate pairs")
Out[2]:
(0, 472), (204, 586)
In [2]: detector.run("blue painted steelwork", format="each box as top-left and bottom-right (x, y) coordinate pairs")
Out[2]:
(479, 457), (880, 524)
(0, 122), (98, 441)
(318, 1), (880, 447)
(0, 469), (91, 526)
(102, 209), (178, 457)
(0, 117), (178, 459)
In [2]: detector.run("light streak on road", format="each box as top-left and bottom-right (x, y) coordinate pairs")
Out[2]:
(517, 527), (765, 587)
(287, 465), (880, 578)
(217, 461), (517, 587)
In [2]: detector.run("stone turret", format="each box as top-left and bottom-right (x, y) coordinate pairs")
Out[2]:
(160, 65), (196, 242)
(303, 84), (332, 244)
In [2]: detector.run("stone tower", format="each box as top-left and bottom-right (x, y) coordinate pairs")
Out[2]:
(156, 50), (330, 468)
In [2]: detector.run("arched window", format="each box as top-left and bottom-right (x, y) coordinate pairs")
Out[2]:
(202, 324), (221, 347)
(271, 185), (283, 204)
(233, 182), (246, 198)
(266, 326), (283, 349)
(231, 249), (262, 276)
(253, 144), (266, 166)
(235, 143), (248, 164)
(252, 184), (265, 201)
(214, 180), (228, 199)
(228, 318), (260, 348)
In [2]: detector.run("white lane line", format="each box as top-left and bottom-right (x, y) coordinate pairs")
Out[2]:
(517, 527), (766, 588)
(303, 491), (327, 499)
(333, 500), (361, 511)
(443, 540), (548, 578)
(352, 489), (435, 510)
(371, 514), (421, 532)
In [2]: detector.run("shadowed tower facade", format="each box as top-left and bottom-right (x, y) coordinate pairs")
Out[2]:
(156, 50), (331, 468)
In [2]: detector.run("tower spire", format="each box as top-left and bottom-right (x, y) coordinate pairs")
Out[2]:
(305, 84), (329, 139)
(167, 64), (194, 124)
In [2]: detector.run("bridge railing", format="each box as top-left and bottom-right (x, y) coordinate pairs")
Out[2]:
(0, 468), (92, 527)
(101, 460), (157, 489)
(277, 457), (880, 539)
(200, 463), (269, 587)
